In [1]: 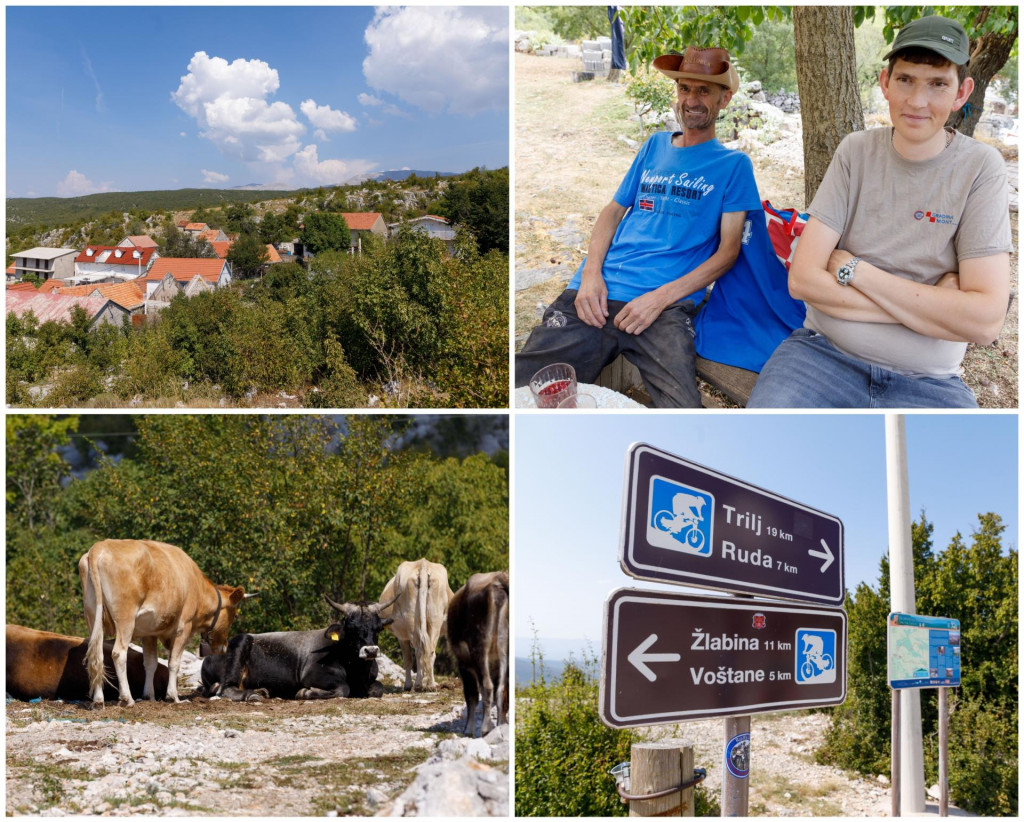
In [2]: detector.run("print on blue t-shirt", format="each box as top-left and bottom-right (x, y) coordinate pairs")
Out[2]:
(568, 132), (762, 304)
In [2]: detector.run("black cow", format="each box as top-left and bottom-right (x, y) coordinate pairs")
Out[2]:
(447, 572), (509, 736)
(198, 592), (398, 701)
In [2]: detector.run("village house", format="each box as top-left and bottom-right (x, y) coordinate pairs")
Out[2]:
(142, 257), (231, 309)
(45, 280), (147, 320)
(8, 247), (78, 282)
(72, 245), (159, 285)
(389, 214), (456, 253)
(118, 235), (159, 249)
(176, 220), (213, 238)
(341, 212), (387, 253)
(6, 290), (130, 328)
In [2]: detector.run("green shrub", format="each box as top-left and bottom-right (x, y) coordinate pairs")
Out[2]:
(625, 69), (675, 135)
(516, 648), (720, 817)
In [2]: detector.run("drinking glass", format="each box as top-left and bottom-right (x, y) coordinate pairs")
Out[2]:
(529, 363), (577, 408)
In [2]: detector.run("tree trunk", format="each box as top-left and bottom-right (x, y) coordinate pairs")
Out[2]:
(793, 7), (864, 206)
(951, 29), (1017, 136)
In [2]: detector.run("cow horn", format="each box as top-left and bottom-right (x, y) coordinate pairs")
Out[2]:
(373, 589), (402, 614)
(324, 594), (358, 616)
(243, 592), (260, 599)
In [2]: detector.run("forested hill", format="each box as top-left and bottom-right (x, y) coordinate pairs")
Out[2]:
(6, 188), (296, 228)
(5, 169), (463, 229)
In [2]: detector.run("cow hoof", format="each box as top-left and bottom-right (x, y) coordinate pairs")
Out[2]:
(117, 698), (134, 708)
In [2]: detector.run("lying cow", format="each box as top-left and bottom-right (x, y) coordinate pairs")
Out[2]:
(6, 624), (169, 702)
(379, 558), (453, 692)
(79, 539), (253, 707)
(198, 591), (399, 701)
(447, 571), (509, 737)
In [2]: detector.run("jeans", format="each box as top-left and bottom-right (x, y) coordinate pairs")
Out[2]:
(747, 328), (979, 409)
(515, 289), (702, 408)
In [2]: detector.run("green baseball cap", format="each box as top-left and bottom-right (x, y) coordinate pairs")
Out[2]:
(882, 15), (970, 65)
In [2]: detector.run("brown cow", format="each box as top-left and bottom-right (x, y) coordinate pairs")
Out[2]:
(379, 559), (453, 691)
(6, 624), (170, 702)
(447, 571), (509, 737)
(79, 539), (250, 706)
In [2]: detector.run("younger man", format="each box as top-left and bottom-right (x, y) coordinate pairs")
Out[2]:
(748, 15), (1012, 408)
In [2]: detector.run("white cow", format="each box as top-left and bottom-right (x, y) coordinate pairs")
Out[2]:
(379, 559), (453, 691)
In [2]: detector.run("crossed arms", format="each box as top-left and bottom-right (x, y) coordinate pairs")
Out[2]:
(575, 200), (748, 334)
(790, 218), (1010, 345)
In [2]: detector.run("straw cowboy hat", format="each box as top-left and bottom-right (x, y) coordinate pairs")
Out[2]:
(652, 47), (740, 93)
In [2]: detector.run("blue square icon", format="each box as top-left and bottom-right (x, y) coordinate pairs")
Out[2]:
(647, 475), (714, 556)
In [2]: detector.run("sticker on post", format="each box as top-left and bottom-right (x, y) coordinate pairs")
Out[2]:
(795, 628), (837, 684)
(725, 732), (750, 779)
(647, 475), (714, 556)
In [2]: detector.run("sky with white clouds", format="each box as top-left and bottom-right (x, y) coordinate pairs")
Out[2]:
(6, 5), (509, 197)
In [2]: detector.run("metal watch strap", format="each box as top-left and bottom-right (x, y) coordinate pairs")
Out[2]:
(837, 256), (861, 286)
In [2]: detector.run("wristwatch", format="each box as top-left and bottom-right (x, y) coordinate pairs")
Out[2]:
(836, 257), (861, 286)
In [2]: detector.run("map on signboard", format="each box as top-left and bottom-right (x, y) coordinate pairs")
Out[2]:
(888, 612), (961, 689)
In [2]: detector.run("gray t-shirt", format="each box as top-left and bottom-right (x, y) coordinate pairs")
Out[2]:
(805, 127), (1012, 377)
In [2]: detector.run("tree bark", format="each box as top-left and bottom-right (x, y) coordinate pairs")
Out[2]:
(951, 28), (1017, 136)
(793, 7), (864, 206)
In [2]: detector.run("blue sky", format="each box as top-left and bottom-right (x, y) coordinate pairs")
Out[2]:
(6, 6), (509, 197)
(514, 413), (1018, 657)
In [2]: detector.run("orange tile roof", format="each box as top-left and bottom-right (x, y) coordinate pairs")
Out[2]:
(209, 241), (232, 259)
(124, 235), (159, 248)
(198, 229), (221, 242)
(38, 279), (65, 293)
(185, 222), (209, 232)
(7, 281), (37, 292)
(145, 257), (228, 284)
(265, 244), (282, 263)
(341, 212), (384, 231)
(6, 291), (112, 324)
(56, 281), (145, 310)
(75, 245), (157, 267)
(6, 264), (17, 276)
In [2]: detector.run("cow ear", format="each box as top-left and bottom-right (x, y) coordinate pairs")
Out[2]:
(382, 617), (395, 627)
(228, 586), (246, 605)
(325, 623), (344, 642)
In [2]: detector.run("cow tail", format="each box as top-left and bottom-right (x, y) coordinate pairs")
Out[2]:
(84, 550), (109, 699)
(416, 562), (429, 661)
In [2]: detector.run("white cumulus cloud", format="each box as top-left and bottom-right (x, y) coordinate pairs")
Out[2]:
(171, 51), (305, 163)
(202, 169), (230, 184)
(292, 144), (377, 186)
(300, 99), (357, 135)
(56, 170), (113, 197)
(363, 7), (508, 116)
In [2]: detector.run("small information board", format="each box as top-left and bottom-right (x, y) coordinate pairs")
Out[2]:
(887, 612), (961, 689)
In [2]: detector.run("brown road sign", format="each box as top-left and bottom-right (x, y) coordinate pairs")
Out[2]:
(620, 443), (845, 605)
(600, 588), (847, 728)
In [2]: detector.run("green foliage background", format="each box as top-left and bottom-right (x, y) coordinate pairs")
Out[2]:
(818, 512), (1017, 816)
(515, 646), (721, 817)
(6, 415), (509, 640)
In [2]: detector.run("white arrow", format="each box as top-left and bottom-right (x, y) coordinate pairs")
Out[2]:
(628, 633), (681, 683)
(808, 538), (834, 573)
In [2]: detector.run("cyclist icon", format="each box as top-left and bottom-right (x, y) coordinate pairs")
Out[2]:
(654, 492), (707, 551)
(799, 634), (834, 680)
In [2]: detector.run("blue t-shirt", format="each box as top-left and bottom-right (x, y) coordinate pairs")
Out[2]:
(694, 210), (806, 372)
(568, 132), (762, 303)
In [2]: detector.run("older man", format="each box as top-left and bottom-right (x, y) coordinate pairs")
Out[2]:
(516, 47), (762, 407)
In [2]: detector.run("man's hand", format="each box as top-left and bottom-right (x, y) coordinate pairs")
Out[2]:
(613, 290), (670, 335)
(936, 271), (960, 290)
(574, 267), (609, 328)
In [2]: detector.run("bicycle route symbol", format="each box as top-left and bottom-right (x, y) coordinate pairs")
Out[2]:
(647, 476), (714, 557)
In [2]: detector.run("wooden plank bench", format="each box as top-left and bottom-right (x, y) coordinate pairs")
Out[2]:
(595, 354), (757, 408)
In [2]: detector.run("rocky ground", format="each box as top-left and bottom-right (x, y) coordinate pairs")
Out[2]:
(514, 51), (1018, 407)
(642, 710), (970, 817)
(6, 655), (508, 817)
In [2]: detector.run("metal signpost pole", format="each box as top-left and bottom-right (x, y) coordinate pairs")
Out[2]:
(722, 715), (750, 816)
(938, 687), (948, 817)
(891, 689), (900, 817)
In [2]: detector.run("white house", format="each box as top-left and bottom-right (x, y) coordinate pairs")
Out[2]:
(9, 247), (78, 282)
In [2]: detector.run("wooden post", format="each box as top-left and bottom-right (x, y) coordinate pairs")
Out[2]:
(891, 689), (901, 818)
(938, 688), (949, 817)
(722, 716), (750, 816)
(628, 740), (696, 817)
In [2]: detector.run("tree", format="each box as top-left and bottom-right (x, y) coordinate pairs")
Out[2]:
(227, 232), (270, 279)
(437, 167), (509, 255)
(794, 7), (864, 204)
(6, 415), (79, 533)
(161, 224), (216, 258)
(300, 212), (352, 255)
(223, 202), (257, 235)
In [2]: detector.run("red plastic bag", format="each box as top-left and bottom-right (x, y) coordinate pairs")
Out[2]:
(762, 200), (808, 271)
